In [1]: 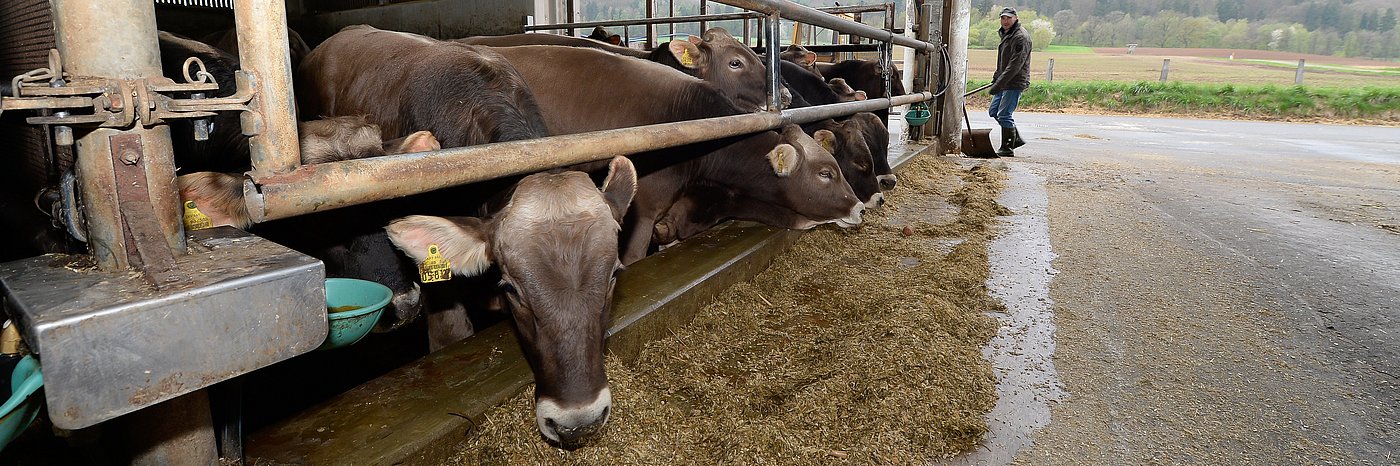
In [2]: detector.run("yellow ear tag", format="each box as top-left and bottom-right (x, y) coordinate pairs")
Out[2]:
(679, 49), (695, 67)
(182, 200), (213, 231)
(419, 244), (452, 283)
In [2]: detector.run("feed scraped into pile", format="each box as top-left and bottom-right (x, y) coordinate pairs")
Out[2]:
(452, 155), (1010, 465)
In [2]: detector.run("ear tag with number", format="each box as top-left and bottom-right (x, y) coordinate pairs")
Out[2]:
(183, 200), (213, 231)
(419, 244), (453, 283)
(679, 49), (695, 67)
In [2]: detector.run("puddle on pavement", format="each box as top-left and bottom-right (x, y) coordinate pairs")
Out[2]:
(949, 161), (1067, 466)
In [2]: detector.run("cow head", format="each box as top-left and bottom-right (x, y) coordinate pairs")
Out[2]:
(385, 157), (637, 446)
(780, 44), (822, 79)
(827, 78), (867, 102)
(748, 125), (864, 228)
(809, 119), (882, 208)
(848, 112), (896, 190)
(666, 27), (768, 112)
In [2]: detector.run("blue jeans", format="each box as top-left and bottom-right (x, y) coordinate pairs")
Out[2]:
(988, 88), (1023, 129)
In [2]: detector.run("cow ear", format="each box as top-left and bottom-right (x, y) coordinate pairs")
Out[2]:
(854, 90), (868, 101)
(385, 215), (493, 277)
(607, 34), (622, 46)
(600, 156), (638, 225)
(669, 40), (702, 68)
(802, 51), (817, 67)
(765, 144), (800, 177)
(688, 34), (704, 45)
(389, 131), (441, 154)
(813, 129), (837, 155)
(177, 172), (252, 230)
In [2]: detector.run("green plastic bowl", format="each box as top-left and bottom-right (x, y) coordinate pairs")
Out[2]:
(904, 107), (932, 126)
(318, 278), (392, 351)
(0, 355), (43, 453)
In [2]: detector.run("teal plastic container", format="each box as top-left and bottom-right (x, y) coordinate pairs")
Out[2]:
(318, 278), (392, 351)
(0, 355), (43, 452)
(905, 103), (932, 126)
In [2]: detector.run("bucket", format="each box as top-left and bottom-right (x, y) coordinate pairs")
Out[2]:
(0, 355), (43, 452)
(318, 278), (393, 351)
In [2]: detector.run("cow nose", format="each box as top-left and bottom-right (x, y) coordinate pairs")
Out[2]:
(877, 174), (898, 191)
(536, 387), (612, 445)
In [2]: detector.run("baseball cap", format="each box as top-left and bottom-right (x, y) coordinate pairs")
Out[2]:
(1000, 7), (1017, 17)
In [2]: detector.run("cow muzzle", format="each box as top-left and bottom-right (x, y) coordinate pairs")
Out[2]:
(877, 174), (898, 191)
(536, 387), (612, 446)
(834, 203), (865, 228)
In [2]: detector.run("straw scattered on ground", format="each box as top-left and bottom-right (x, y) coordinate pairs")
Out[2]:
(451, 155), (1011, 465)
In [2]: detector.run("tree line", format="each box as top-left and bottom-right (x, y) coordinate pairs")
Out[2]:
(972, 1), (1400, 59)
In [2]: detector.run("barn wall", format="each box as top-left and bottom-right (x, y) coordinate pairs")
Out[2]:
(290, 0), (535, 44)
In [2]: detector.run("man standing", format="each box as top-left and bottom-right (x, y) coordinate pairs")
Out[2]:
(989, 7), (1031, 157)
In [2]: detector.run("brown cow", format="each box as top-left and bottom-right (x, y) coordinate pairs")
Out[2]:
(847, 111), (896, 190)
(816, 59), (906, 125)
(300, 25), (629, 445)
(644, 28), (772, 112)
(385, 157), (636, 446)
(780, 43), (823, 78)
(488, 45), (863, 263)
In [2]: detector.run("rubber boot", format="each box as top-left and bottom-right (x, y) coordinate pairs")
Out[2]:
(1009, 127), (1026, 149)
(997, 128), (1015, 157)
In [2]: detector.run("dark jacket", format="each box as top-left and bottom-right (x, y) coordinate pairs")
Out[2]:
(991, 21), (1032, 93)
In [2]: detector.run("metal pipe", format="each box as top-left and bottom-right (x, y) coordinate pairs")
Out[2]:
(234, 0), (301, 175)
(646, 0), (655, 49)
(52, 0), (186, 270)
(765, 12), (782, 112)
(248, 112), (781, 222)
(234, 0), (300, 175)
(524, 12), (758, 32)
(940, 0), (970, 154)
(700, 0), (708, 33)
(711, 0), (934, 50)
(245, 88), (937, 223)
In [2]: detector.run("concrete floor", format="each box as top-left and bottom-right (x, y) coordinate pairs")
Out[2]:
(946, 112), (1399, 464)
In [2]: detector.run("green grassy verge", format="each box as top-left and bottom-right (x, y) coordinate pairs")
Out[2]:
(966, 80), (1400, 120)
(1044, 45), (1094, 53)
(1230, 59), (1400, 77)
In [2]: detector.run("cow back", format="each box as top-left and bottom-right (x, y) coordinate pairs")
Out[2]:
(459, 33), (648, 58)
(299, 25), (549, 147)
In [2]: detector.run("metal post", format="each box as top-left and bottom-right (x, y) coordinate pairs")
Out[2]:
(51, 0), (185, 270)
(1160, 58), (1170, 82)
(1047, 58), (1055, 82)
(911, 1), (932, 141)
(940, 0), (969, 154)
(646, 0), (655, 49)
(700, 0), (708, 33)
(1295, 59), (1305, 85)
(766, 12), (782, 112)
(668, 0), (675, 38)
(743, 18), (751, 45)
(50, 2), (211, 461)
(234, 0), (301, 176)
(565, 0), (575, 36)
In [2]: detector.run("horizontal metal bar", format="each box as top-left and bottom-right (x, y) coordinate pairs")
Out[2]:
(245, 89), (935, 222)
(524, 12), (760, 31)
(247, 113), (781, 222)
(750, 44), (881, 54)
(817, 5), (891, 15)
(713, 0), (935, 50)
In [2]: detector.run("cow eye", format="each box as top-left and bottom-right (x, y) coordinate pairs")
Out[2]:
(729, 58), (743, 69)
(819, 169), (834, 180)
(499, 280), (518, 295)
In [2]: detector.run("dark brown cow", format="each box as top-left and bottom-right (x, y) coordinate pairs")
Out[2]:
(847, 111), (896, 190)
(489, 45), (863, 264)
(816, 59), (906, 124)
(299, 25), (628, 444)
(828, 78), (867, 102)
(199, 26), (313, 69)
(584, 26), (624, 46)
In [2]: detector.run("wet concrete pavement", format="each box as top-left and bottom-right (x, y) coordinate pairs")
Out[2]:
(954, 112), (1400, 464)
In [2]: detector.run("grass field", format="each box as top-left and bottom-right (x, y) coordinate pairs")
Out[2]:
(965, 48), (1400, 89)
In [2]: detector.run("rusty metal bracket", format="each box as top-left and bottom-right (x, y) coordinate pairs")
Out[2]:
(109, 133), (185, 290)
(1, 48), (253, 129)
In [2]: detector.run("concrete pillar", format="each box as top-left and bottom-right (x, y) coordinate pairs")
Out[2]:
(939, 0), (970, 155)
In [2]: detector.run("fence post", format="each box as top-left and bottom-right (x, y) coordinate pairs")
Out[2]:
(1295, 59), (1306, 85)
(1047, 58), (1054, 83)
(1159, 58), (1170, 82)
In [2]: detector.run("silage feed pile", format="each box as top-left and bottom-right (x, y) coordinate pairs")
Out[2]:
(453, 156), (1010, 465)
